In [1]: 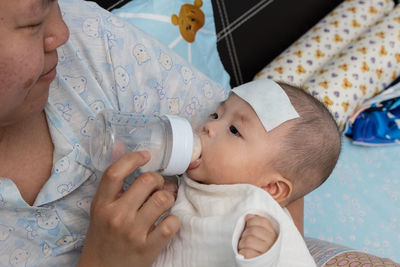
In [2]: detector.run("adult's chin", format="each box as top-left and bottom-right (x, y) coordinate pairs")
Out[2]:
(21, 83), (51, 120)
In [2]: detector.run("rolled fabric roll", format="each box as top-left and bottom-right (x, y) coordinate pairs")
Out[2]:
(254, 0), (394, 87)
(303, 4), (400, 129)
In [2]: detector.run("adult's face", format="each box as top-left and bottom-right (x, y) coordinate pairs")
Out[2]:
(0, 0), (69, 127)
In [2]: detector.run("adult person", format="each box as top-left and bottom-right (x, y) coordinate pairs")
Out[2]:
(0, 1), (180, 266)
(0, 0), (302, 266)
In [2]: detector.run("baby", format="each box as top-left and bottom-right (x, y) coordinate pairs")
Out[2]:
(153, 79), (341, 267)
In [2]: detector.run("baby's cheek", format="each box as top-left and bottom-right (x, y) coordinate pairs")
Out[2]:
(203, 161), (226, 184)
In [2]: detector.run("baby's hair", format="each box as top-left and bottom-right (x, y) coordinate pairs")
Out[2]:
(273, 83), (341, 203)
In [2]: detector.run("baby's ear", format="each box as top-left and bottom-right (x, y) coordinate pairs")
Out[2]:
(261, 176), (292, 205)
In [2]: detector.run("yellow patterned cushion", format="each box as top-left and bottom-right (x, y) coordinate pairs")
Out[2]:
(254, 0), (400, 129)
(255, 0), (394, 86)
(302, 4), (400, 129)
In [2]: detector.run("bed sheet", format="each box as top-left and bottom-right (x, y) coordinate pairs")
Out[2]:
(305, 136), (400, 262)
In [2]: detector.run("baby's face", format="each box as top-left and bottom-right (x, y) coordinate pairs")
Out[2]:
(187, 94), (282, 186)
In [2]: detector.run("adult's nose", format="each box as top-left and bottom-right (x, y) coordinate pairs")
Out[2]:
(43, 2), (70, 53)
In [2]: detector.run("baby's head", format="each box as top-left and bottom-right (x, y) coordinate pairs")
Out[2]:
(187, 79), (341, 206)
(268, 82), (341, 205)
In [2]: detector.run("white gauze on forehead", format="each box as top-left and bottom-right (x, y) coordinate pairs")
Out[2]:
(231, 79), (299, 131)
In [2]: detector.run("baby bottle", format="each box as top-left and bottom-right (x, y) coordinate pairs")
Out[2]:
(89, 109), (201, 175)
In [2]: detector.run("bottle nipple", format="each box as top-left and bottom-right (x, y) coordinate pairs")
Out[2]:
(191, 133), (202, 163)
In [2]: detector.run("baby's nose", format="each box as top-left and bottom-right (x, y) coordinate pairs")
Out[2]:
(202, 122), (215, 137)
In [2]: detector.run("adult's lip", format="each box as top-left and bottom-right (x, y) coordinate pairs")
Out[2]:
(41, 64), (57, 77)
(39, 60), (58, 80)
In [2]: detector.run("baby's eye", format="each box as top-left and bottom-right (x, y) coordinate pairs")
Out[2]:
(209, 113), (218, 120)
(230, 125), (241, 137)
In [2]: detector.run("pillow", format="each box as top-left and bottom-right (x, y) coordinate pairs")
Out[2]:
(254, 0), (394, 86)
(112, 0), (231, 90)
(254, 0), (400, 130)
(302, 4), (400, 129)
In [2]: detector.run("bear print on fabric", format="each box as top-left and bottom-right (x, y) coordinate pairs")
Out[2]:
(132, 44), (150, 65)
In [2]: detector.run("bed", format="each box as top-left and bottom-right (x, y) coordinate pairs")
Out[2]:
(88, 0), (400, 265)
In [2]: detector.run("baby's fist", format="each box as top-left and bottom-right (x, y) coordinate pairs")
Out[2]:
(238, 214), (277, 259)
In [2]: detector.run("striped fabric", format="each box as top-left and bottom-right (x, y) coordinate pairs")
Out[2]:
(90, 0), (130, 10)
(210, 0), (344, 87)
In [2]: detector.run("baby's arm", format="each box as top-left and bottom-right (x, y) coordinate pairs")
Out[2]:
(238, 214), (278, 259)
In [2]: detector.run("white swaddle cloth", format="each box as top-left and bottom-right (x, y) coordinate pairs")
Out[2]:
(153, 176), (316, 267)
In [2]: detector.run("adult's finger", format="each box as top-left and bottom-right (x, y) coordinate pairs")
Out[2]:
(147, 214), (180, 255)
(117, 171), (165, 212)
(134, 190), (175, 234)
(95, 151), (150, 203)
(162, 176), (179, 200)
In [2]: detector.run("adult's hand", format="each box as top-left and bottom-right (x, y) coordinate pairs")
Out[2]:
(78, 151), (180, 267)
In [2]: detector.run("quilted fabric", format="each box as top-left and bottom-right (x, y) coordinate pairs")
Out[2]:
(306, 238), (399, 266)
(323, 251), (399, 266)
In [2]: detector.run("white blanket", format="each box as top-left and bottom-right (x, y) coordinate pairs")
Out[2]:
(153, 176), (316, 267)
